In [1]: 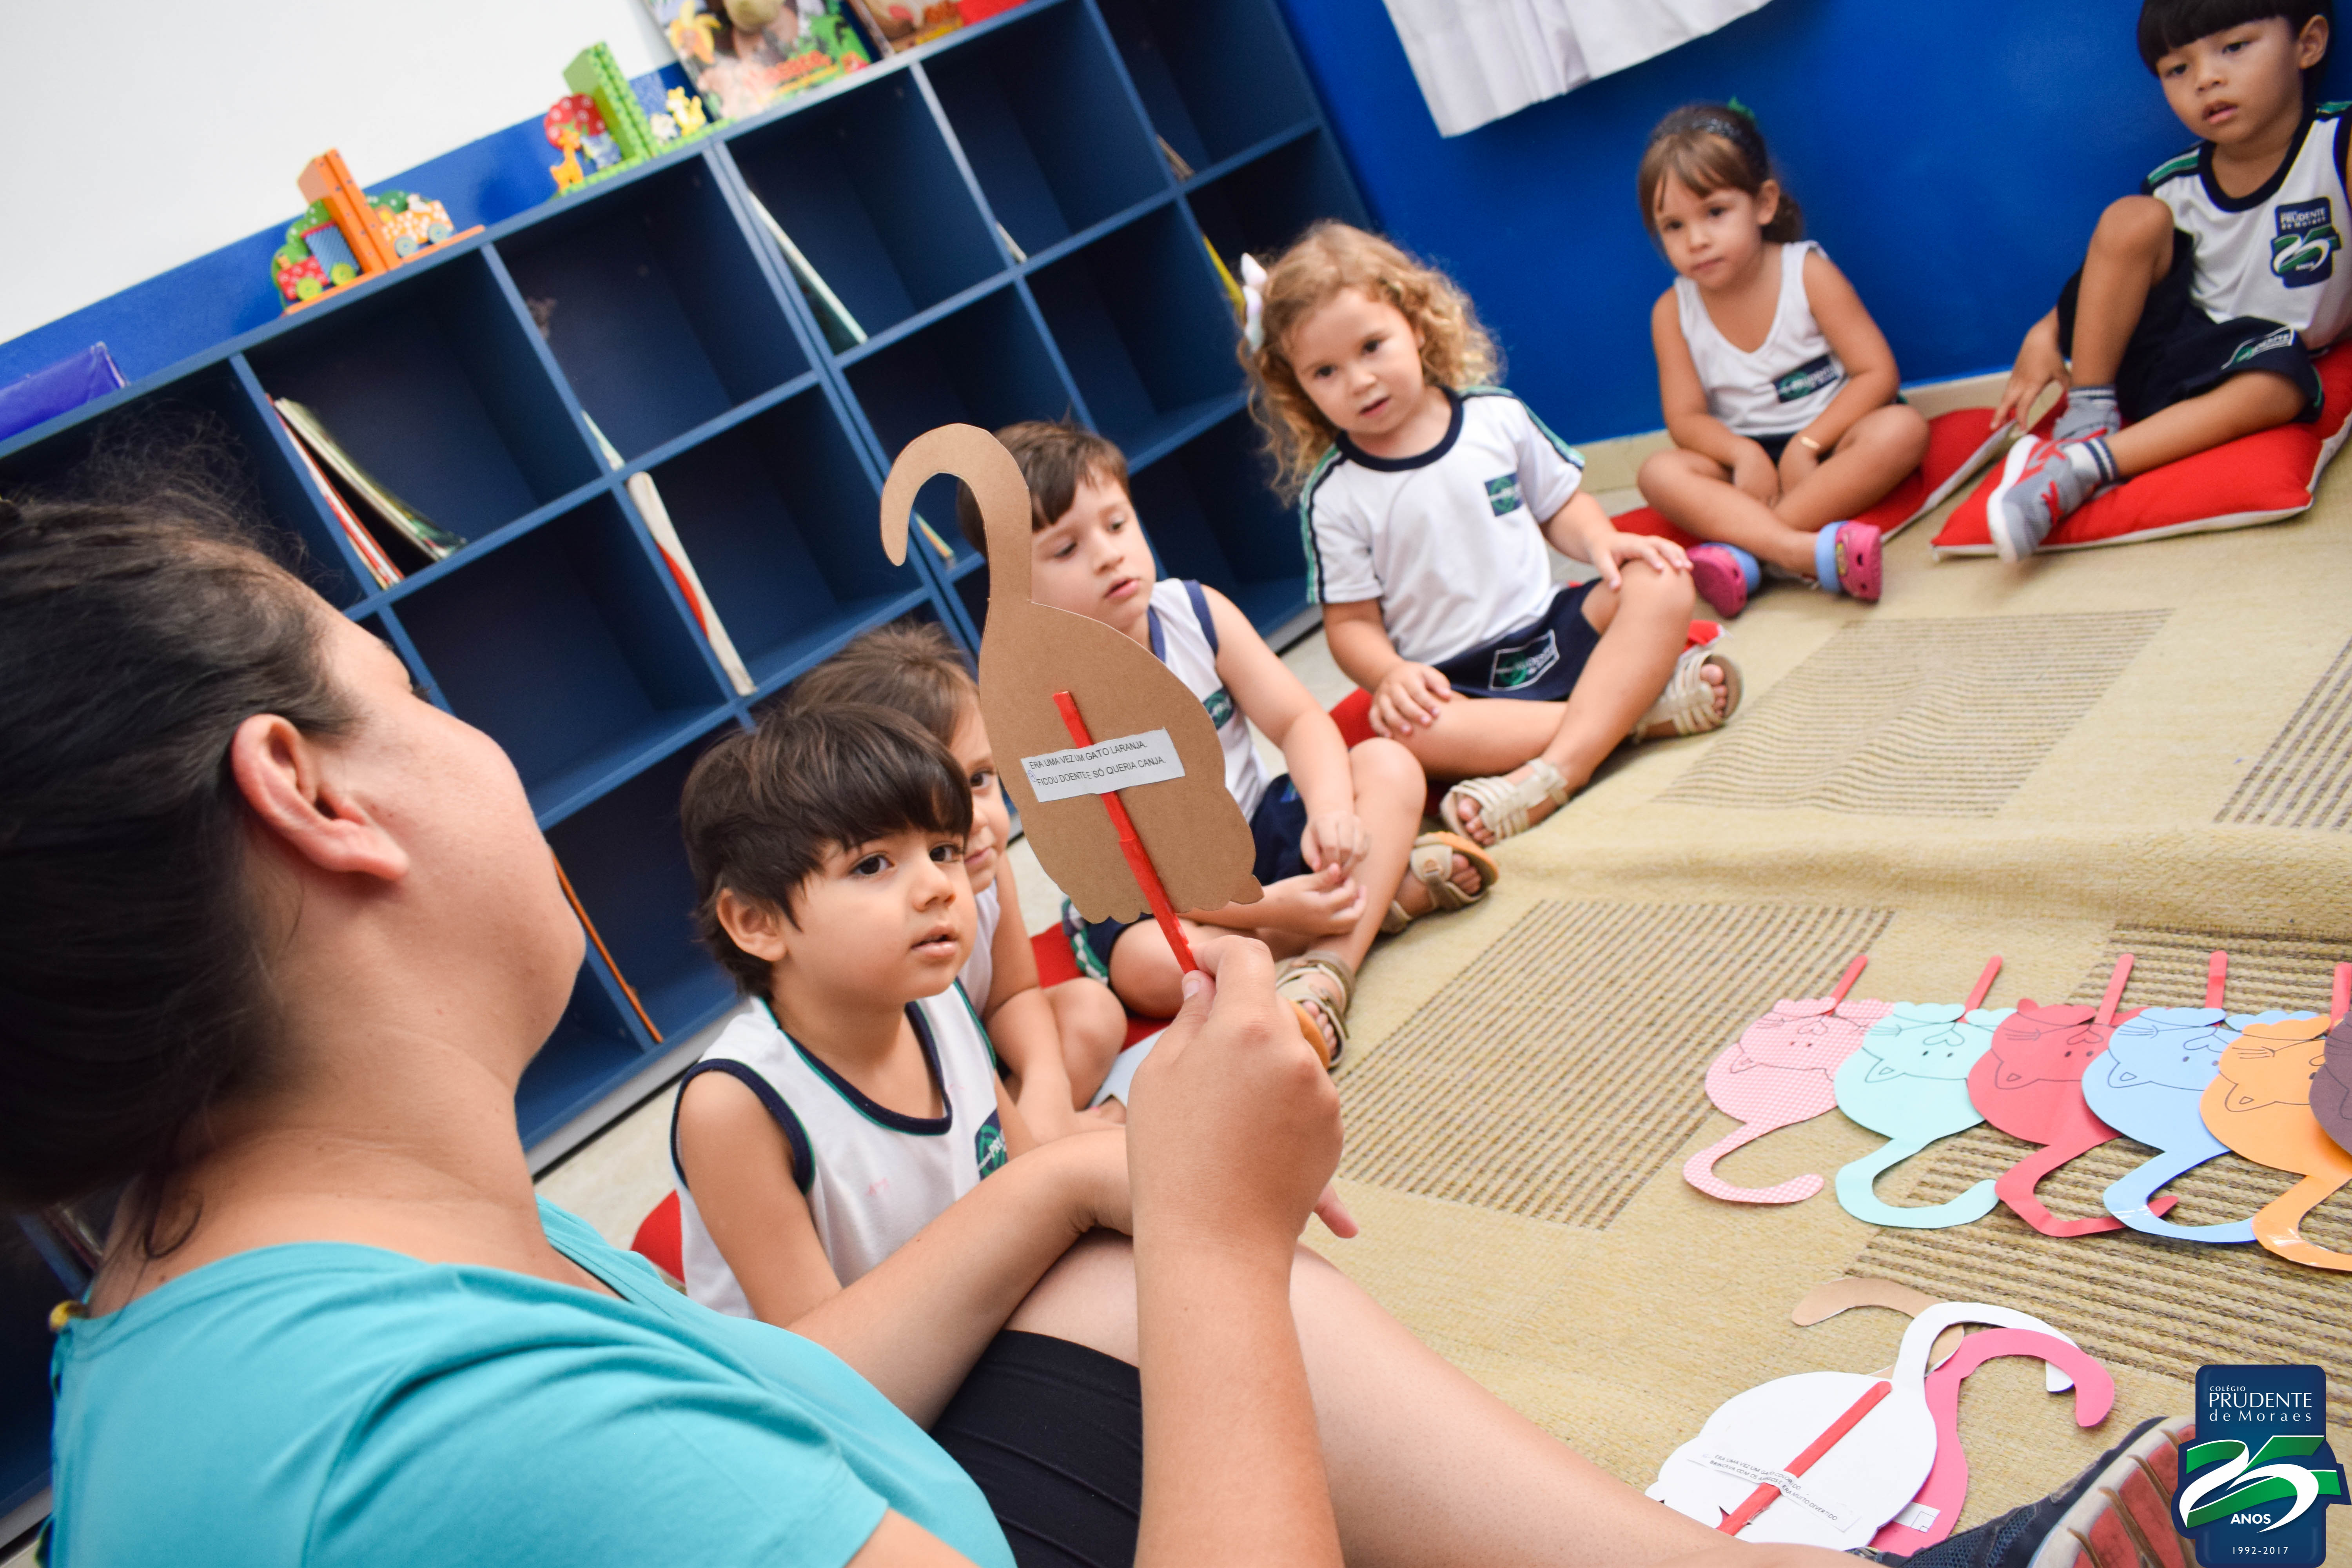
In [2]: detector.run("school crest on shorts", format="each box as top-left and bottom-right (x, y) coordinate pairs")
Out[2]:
(1484, 473), (1523, 516)
(2272, 198), (2340, 286)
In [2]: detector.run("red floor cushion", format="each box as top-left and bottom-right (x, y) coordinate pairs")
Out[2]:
(1614, 407), (2011, 549)
(632, 1190), (682, 1281)
(1934, 342), (2352, 556)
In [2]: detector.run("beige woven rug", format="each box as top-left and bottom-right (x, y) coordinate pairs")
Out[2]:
(1310, 474), (2352, 1554)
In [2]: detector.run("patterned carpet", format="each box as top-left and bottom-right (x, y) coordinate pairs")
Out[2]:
(1309, 461), (2352, 1552)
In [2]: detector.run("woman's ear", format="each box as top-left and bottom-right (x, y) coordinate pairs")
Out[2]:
(1755, 180), (1782, 229)
(715, 887), (791, 965)
(228, 713), (409, 882)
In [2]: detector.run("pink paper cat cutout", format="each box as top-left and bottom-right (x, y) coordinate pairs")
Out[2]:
(1688, 957), (1889, 1204)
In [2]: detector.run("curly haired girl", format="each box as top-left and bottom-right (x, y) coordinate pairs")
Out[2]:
(1241, 221), (1739, 846)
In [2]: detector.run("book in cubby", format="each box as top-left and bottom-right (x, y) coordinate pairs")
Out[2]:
(500, 153), (813, 462)
(923, 0), (1167, 260)
(245, 250), (600, 546)
(726, 73), (1005, 343)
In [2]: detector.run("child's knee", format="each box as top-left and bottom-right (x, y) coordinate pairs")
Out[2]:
(1638, 446), (1713, 493)
(2091, 194), (2174, 259)
(1619, 560), (1697, 619)
(1347, 735), (1426, 800)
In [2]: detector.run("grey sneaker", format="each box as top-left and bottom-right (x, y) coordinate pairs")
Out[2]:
(2052, 385), (2119, 445)
(1987, 439), (2100, 563)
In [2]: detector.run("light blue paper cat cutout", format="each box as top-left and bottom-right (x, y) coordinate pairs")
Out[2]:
(2084, 1007), (2306, 1244)
(1835, 993), (2015, 1229)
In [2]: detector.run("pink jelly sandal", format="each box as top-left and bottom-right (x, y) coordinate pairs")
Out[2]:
(1813, 520), (1882, 602)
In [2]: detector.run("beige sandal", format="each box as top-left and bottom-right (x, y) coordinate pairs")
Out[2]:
(1633, 643), (1742, 740)
(1274, 950), (1354, 1070)
(1438, 757), (1570, 844)
(1381, 831), (1500, 934)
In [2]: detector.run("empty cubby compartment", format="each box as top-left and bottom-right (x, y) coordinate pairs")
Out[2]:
(247, 250), (599, 545)
(390, 492), (731, 819)
(497, 156), (808, 460)
(515, 957), (663, 1149)
(727, 74), (1002, 341)
(0, 361), (373, 609)
(1129, 411), (1306, 630)
(1026, 207), (1238, 455)
(844, 285), (1077, 459)
(923, 3), (1166, 257)
(642, 388), (931, 690)
(1183, 130), (1368, 263)
(543, 728), (741, 1044)
(1092, 0), (1318, 171)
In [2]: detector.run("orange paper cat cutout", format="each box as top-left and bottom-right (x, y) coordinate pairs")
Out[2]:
(2198, 965), (2352, 1271)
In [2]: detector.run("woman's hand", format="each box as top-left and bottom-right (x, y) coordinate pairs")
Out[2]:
(1300, 811), (1369, 877)
(1992, 310), (2068, 429)
(1589, 528), (1691, 592)
(1368, 660), (1452, 737)
(1127, 942), (1344, 1256)
(1731, 439), (1782, 508)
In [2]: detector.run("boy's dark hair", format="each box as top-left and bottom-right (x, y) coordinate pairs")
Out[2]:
(953, 419), (1130, 560)
(682, 703), (973, 993)
(2138, 0), (2333, 93)
(788, 620), (974, 749)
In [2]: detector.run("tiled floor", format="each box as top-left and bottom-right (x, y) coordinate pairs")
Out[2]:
(532, 515), (1625, 1247)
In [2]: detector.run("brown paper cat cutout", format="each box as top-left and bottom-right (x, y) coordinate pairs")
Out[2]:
(878, 425), (1261, 923)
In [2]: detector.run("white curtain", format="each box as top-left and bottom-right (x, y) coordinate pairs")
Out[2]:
(1382, 0), (1777, 137)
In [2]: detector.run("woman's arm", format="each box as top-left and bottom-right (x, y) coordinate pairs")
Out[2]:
(1790, 250), (1902, 453)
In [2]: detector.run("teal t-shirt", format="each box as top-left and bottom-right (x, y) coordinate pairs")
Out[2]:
(44, 1200), (1013, 1568)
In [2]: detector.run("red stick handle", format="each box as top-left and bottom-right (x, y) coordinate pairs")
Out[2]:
(1829, 954), (1869, 1004)
(2097, 953), (2134, 1031)
(2335, 963), (2350, 1019)
(1715, 1380), (1893, 1537)
(1965, 955), (2002, 1013)
(1052, 691), (1198, 975)
(2206, 951), (2228, 1010)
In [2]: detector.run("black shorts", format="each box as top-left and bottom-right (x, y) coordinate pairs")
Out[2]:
(1080, 774), (1309, 970)
(1430, 581), (1602, 702)
(2057, 228), (2323, 424)
(933, 1330), (1142, 1567)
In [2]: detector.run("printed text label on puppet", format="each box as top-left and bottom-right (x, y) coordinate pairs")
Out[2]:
(1022, 730), (1187, 802)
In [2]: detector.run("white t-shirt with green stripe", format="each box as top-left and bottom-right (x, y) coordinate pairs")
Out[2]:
(2145, 103), (2352, 347)
(1300, 386), (1584, 666)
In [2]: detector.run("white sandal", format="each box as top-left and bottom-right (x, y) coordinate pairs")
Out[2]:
(1381, 831), (1500, 933)
(1273, 951), (1354, 1069)
(1632, 644), (1742, 740)
(1438, 757), (1571, 844)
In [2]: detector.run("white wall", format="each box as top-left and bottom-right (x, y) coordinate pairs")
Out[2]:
(0, 1), (680, 346)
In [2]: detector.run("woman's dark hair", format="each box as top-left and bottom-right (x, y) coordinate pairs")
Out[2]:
(1637, 102), (1803, 245)
(786, 620), (976, 749)
(681, 703), (973, 993)
(0, 437), (354, 1213)
(2138, 0), (2332, 96)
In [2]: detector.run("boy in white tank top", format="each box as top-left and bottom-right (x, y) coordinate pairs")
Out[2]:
(956, 421), (1501, 1066)
(1987, 2), (2344, 560)
(668, 704), (1042, 1323)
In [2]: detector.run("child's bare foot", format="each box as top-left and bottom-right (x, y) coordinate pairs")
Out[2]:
(1634, 661), (1730, 741)
(1382, 830), (1499, 930)
(1441, 759), (1574, 848)
(1392, 851), (1486, 915)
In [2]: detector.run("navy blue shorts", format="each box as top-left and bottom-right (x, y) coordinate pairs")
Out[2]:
(1081, 775), (1308, 971)
(1429, 581), (1602, 702)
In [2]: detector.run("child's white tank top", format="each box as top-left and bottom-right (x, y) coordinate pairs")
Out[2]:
(672, 987), (1007, 1317)
(1149, 578), (1269, 820)
(2146, 106), (2352, 347)
(958, 879), (1002, 1011)
(1674, 240), (1847, 436)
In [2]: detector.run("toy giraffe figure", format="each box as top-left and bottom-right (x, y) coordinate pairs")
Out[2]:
(878, 424), (1264, 961)
(549, 127), (586, 192)
(667, 86), (711, 135)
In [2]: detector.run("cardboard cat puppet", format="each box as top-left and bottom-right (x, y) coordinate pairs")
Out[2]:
(1686, 956), (1890, 1204)
(1835, 959), (2011, 1229)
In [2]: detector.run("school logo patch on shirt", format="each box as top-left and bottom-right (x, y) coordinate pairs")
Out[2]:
(1773, 353), (1844, 403)
(1485, 473), (1523, 516)
(974, 1111), (1008, 1177)
(2272, 198), (2340, 286)
(1203, 686), (1236, 727)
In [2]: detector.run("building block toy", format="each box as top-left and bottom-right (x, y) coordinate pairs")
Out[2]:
(267, 150), (481, 312)
(546, 44), (722, 197)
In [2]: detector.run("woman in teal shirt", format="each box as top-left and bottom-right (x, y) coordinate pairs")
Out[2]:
(1, 466), (2178, 1568)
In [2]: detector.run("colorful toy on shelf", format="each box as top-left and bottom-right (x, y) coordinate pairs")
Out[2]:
(1686, 955), (1889, 1204)
(2200, 965), (2352, 1270)
(648, 0), (873, 121)
(844, 0), (964, 54)
(267, 150), (481, 312)
(2082, 950), (2255, 1242)
(1869, 1329), (2113, 1555)
(667, 85), (710, 135)
(1833, 958), (2012, 1229)
(549, 127), (587, 192)
(545, 43), (721, 197)
(1970, 955), (2171, 1236)
(544, 94), (622, 176)
(1648, 1301), (2092, 1549)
